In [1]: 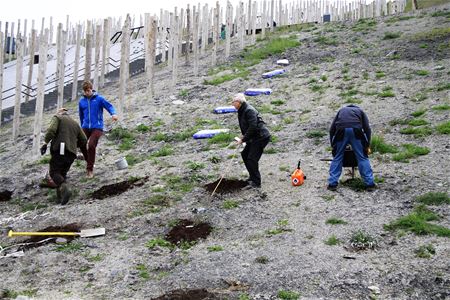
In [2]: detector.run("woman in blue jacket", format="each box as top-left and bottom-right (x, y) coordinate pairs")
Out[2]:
(78, 81), (118, 178)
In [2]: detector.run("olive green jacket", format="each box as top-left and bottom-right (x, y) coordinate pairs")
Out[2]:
(44, 112), (87, 156)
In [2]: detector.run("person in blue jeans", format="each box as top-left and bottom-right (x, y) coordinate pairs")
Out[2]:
(328, 105), (375, 191)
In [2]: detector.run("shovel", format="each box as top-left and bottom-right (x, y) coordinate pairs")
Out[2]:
(8, 228), (106, 238)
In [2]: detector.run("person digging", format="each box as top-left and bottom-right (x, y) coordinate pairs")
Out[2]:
(41, 108), (88, 204)
(231, 93), (271, 189)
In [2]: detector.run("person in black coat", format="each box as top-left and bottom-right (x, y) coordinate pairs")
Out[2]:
(231, 93), (271, 188)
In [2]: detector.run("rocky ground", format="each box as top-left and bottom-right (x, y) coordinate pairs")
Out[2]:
(0, 4), (449, 300)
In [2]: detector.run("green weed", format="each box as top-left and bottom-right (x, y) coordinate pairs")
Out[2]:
(415, 244), (436, 258)
(54, 241), (85, 253)
(432, 104), (450, 111)
(150, 145), (174, 157)
(411, 109), (427, 117)
(392, 144), (430, 162)
(399, 126), (432, 137)
(375, 71), (385, 78)
(306, 130), (327, 138)
(370, 135), (398, 154)
(326, 218), (348, 225)
(384, 205), (450, 237)
(271, 99), (285, 106)
(415, 70), (429, 76)
(415, 192), (449, 205)
(325, 234), (341, 246)
(435, 82), (450, 91)
(136, 264), (150, 280)
(146, 237), (174, 250)
(349, 230), (377, 250)
(179, 89), (189, 97)
(207, 245), (223, 252)
(277, 290), (300, 300)
(408, 119), (428, 126)
(411, 27), (450, 41)
(436, 121), (450, 134)
(352, 19), (377, 33)
(379, 86), (395, 97)
(186, 161), (205, 171)
(136, 124), (150, 132)
(383, 32), (402, 39)
(208, 132), (234, 146)
(223, 200), (239, 209)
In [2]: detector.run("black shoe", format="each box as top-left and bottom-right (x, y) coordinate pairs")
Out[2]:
(59, 183), (72, 205)
(56, 187), (62, 204)
(327, 184), (338, 191)
(243, 181), (261, 190)
(365, 184), (377, 192)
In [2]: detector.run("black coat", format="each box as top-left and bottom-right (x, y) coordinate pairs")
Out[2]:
(238, 102), (270, 143)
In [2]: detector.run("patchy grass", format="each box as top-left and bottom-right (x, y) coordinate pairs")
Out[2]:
(408, 119), (428, 126)
(150, 145), (174, 157)
(306, 130), (327, 138)
(136, 124), (150, 133)
(370, 135), (398, 154)
(208, 132), (234, 146)
(352, 19), (377, 33)
(415, 244), (436, 258)
(146, 237), (174, 250)
(313, 35), (339, 46)
(375, 71), (385, 78)
(415, 192), (449, 205)
(399, 126), (433, 137)
(349, 230), (377, 250)
(432, 104), (450, 111)
(277, 290), (300, 300)
(384, 205), (450, 237)
(383, 32), (402, 40)
(411, 109), (427, 117)
(54, 241), (85, 253)
(207, 245), (223, 252)
(379, 86), (395, 98)
(392, 144), (430, 162)
(436, 121), (450, 134)
(326, 218), (348, 225)
(435, 82), (450, 91)
(270, 99), (285, 106)
(415, 69), (429, 76)
(108, 126), (135, 151)
(341, 178), (366, 191)
(411, 27), (450, 41)
(223, 200), (239, 209)
(324, 234), (341, 246)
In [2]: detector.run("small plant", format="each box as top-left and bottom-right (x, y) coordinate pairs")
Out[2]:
(266, 219), (293, 235)
(349, 230), (377, 250)
(379, 86), (395, 98)
(375, 71), (385, 78)
(325, 234), (341, 246)
(207, 245), (223, 252)
(435, 82), (450, 91)
(146, 237), (174, 250)
(54, 241), (85, 253)
(186, 161), (205, 171)
(436, 121), (450, 134)
(136, 264), (150, 280)
(432, 104), (450, 111)
(399, 126), (433, 137)
(136, 124), (150, 132)
(310, 84), (327, 93)
(392, 144), (430, 162)
(239, 293), (251, 300)
(38, 156), (51, 164)
(223, 200), (239, 209)
(415, 244), (436, 258)
(363, 71), (369, 80)
(415, 192), (449, 205)
(341, 178), (366, 191)
(150, 145), (174, 157)
(306, 130), (327, 138)
(411, 109), (427, 117)
(408, 119), (428, 126)
(326, 218), (348, 225)
(384, 205), (450, 237)
(208, 132), (234, 146)
(277, 290), (300, 300)
(271, 99), (285, 106)
(179, 89), (189, 97)
(383, 32), (402, 39)
(415, 69), (429, 76)
(320, 74), (328, 81)
(370, 135), (398, 154)
(255, 256), (269, 264)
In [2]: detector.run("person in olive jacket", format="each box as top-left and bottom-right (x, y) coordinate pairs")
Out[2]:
(231, 93), (271, 189)
(41, 108), (88, 204)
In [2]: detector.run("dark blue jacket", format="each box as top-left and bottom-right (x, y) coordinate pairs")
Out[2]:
(79, 92), (116, 130)
(330, 105), (371, 144)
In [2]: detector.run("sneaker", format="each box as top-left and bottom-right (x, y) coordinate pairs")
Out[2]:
(243, 181), (261, 190)
(59, 183), (72, 205)
(87, 170), (94, 178)
(365, 184), (377, 192)
(327, 184), (338, 191)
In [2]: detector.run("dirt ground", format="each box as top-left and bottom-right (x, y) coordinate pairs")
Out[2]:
(0, 4), (449, 300)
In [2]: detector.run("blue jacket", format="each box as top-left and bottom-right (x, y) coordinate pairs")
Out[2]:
(79, 91), (116, 130)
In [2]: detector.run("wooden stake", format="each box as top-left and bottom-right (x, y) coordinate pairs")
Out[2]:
(25, 29), (36, 102)
(84, 21), (92, 82)
(193, 8), (199, 76)
(12, 36), (24, 141)
(93, 24), (102, 89)
(119, 15), (130, 116)
(0, 31), (4, 126)
(71, 24), (82, 101)
(32, 30), (49, 157)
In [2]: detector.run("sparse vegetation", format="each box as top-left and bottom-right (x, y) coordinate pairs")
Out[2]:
(415, 244), (436, 258)
(349, 230), (377, 250)
(278, 290), (300, 300)
(207, 245), (223, 252)
(392, 144), (430, 162)
(325, 234), (341, 246)
(370, 135), (398, 154)
(436, 121), (450, 134)
(416, 192), (450, 205)
(326, 218), (348, 225)
(383, 32), (402, 39)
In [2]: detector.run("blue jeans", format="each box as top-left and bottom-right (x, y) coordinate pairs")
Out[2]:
(328, 128), (374, 187)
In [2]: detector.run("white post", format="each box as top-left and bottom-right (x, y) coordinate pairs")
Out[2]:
(23, 19), (28, 55)
(239, 1), (245, 49)
(252, 1), (257, 44)
(225, 1), (231, 58)
(9, 22), (14, 62)
(201, 4), (208, 54)
(193, 8), (199, 76)
(49, 17), (54, 44)
(212, 2), (219, 66)
(12, 37), (24, 141)
(106, 17), (112, 73)
(172, 15), (179, 91)
(262, 0), (266, 38)
(270, 0), (274, 31)
(56, 24), (65, 110)
(179, 8), (185, 56)
(72, 24), (82, 101)
(100, 18), (109, 89)
(146, 15), (156, 99)
(0, 31), (4, 126)
(168, 12), (174, 67)
(84, 21), (93, 82)
(32, 30), (49, 157)
(118, 15), (130, 116)
(93, 24), (101, 89)
(25, 29), (36, 102)
(185, 5), (191, 65)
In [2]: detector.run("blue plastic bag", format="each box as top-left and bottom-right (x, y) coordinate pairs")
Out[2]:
(193, 129), (230, 139)
(214, 106), (238, 114)
(262, 69), (286, 79)
(244, 88), (273, 96)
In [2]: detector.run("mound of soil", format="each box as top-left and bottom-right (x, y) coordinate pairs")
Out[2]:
(166, 219), (213, 245)
(204, 179), (248, 194)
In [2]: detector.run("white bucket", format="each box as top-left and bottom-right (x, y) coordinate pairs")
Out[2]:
(115, 157), (128, 170)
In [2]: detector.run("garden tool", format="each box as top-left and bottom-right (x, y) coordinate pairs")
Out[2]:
(8, 228), (105, 238)
(210, 142), (242, 197)
(291, 160), (306, 186)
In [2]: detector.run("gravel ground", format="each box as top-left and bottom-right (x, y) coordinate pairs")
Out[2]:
(0, 5), (449, 300)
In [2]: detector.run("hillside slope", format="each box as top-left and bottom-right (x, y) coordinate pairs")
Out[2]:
(0, 5), (449, 300)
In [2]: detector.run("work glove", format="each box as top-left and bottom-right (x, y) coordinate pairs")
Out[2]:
(40, 144), (48, 155)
